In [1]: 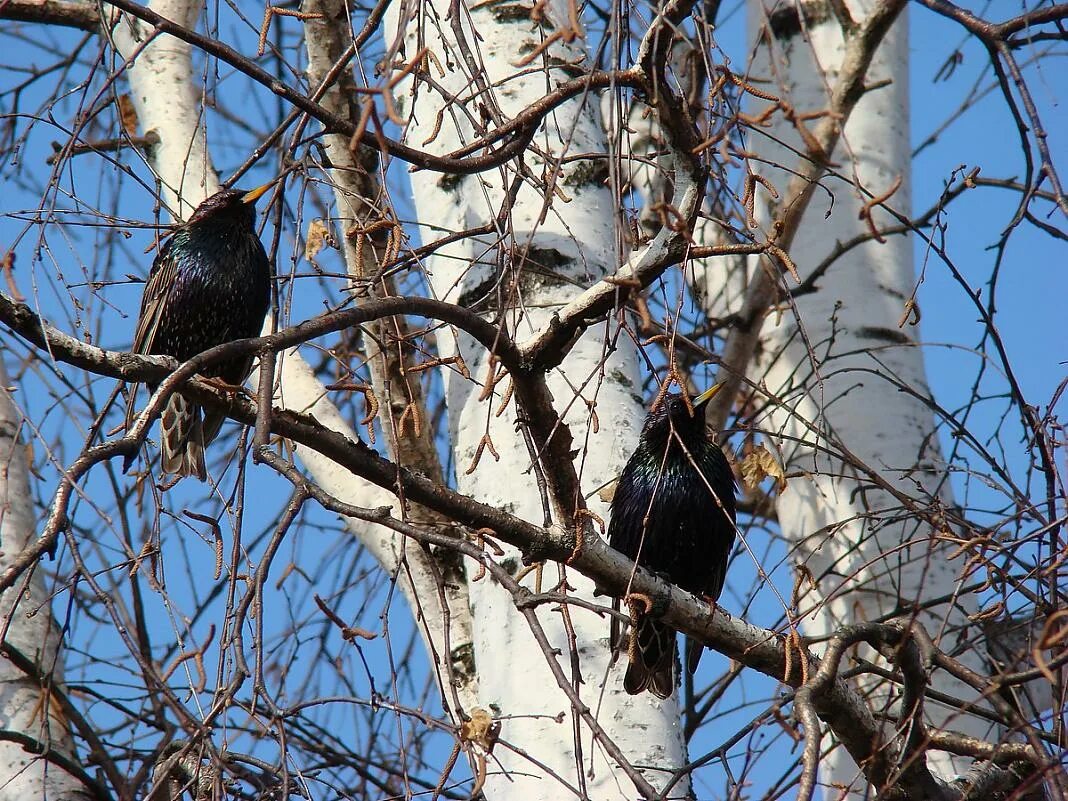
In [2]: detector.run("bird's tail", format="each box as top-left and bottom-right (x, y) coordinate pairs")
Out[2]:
(160, 393), (207, 481)
(624, 616), (676, 699)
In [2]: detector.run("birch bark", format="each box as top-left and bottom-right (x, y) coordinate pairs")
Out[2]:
(0, 362), (84, 801)
(385, 0), (690, 795)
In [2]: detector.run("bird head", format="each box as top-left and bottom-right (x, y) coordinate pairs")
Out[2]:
(186, 181), (275, 227)
(641, 384), (725, 447)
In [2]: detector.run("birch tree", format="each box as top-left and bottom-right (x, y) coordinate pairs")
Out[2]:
(692, 0), (1001, 794)
(0, 359), (87, 800)
(0, 0), (1064, 799)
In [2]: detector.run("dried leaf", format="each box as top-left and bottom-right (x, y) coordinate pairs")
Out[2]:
(25, 442), (44, 480)
(597, 478), (618, 504)
(1034, 609), (1068, 686)
(117, 94), (139, 135)
(739, 444), (786, 491)
(305, 219), (331, 263)
(460, 708), (500, 752)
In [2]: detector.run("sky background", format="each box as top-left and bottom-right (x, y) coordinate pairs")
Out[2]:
(0, 0), (1063, 798)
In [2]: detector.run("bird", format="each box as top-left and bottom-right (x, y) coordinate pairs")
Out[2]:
(124, 183), (273, 480)
(607, 383), (737, 698)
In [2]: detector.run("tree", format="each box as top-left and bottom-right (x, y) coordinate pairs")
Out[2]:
(0, 0), (1063, 798)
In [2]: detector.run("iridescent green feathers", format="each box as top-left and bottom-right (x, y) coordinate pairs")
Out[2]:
(124, 186), (272, 480)
(608, 389), (737, 698)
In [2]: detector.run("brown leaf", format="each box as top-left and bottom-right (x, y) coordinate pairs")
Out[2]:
(3, 251), (22, 303)
(1034, 609), (1068, 686)
(460, 708), (500, 752)
(597, 478), (618, 504)
(117, 94), (139, 136)
(305, 218), (331, 263)
(341, 625), (377, 642)
(739, 444), (786, 492)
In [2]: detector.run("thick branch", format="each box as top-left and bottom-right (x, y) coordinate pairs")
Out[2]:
(0, 0), (99, 29)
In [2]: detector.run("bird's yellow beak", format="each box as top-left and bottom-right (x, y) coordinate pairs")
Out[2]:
(693, 383), (726, 408)
(241, 182), (274, 204)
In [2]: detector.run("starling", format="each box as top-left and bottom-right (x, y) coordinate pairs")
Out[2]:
(608, 384), (737, 698)
(124, 183), (273, 480)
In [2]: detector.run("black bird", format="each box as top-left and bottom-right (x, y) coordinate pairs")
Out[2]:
(124, 183), (273, 480)
(608, 384), (737, 698)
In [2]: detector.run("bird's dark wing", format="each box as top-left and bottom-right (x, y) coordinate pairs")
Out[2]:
(701, 443), (737, 521)
(607, 454), (668, 561)
(683, 445), (737, 674)
(649, 444), (736, 602)
(124, 237), (181, 443)
(608, 451), (687, 683)
(131, 237), (181, 357)
(608, 456), (655, 657)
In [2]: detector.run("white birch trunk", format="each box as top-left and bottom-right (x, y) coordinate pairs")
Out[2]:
(110, 0), (212, 220)
(0, 360), (84, 799)
(709, 0), (993, 793)
(111, 0), (476, 747)
(386, 2), (689, 797)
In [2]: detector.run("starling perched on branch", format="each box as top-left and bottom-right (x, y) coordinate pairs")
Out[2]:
(124, 183), (273, 480)
(608, 384), (737, 698)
